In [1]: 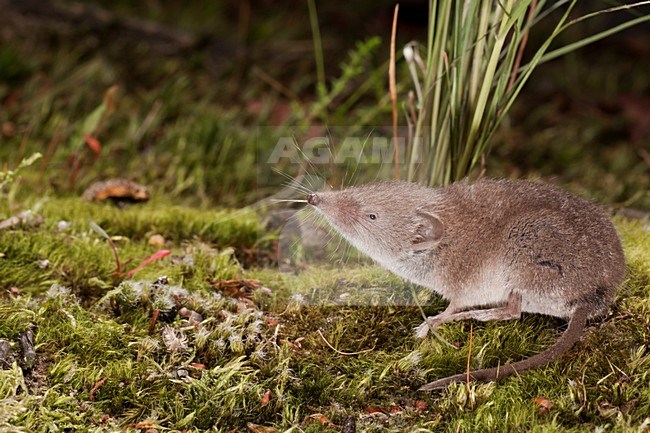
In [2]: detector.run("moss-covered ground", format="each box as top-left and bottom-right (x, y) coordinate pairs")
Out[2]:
(1, 1), (649, 431)
(0, 196), (648, 432)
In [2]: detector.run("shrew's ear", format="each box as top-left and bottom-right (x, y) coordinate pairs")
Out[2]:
(411, 210), (444, 251)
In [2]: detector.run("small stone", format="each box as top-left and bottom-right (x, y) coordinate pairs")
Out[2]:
(19, 329), (36, 370)
(189, 311), (203, 325)
(0, 339), (11, 363)
(173, 368), (190, 382)
(57, 220), (71, 231)
(148, 234), (165, 249)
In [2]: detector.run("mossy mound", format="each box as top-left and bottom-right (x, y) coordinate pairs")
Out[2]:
(1, 198), (648, 431)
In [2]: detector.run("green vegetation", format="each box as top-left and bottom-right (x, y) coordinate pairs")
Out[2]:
(0, 197), (259, 293)
(403, 0), (650, 186)
(1, 0), (648, 431)
(0, 203), (648, 431)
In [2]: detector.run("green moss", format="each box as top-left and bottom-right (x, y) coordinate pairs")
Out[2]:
(1, 2), (647, 429)
(0, 299), (37, 339)
(0, 197), (259, 296)
(36, 197), (261, 246)
(0, 204), (648, 431)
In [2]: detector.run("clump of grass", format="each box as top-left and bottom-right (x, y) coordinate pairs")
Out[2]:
(402, 1), (650, 186)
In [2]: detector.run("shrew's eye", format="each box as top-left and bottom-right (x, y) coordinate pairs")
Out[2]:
(368, 213), (377, 220)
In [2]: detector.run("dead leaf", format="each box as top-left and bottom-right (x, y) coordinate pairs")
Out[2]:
(82, 178), (150, 202)
(280, 338), (305, 352)
(389, 406), (403, 414)
(83, 133), (101, 154)
(261, 389), (272, 408)
(534, 397), (554, 414)
(364, 407), (385, 414)
(236, 300), (256, 313)
(148, 309), (160, 334)
(305, 413), (334, 426)
(414, 400), (427, 411)
(209, 279), (272, 301)
(89, 376), (107, 401)
(246, 422), (277, 433)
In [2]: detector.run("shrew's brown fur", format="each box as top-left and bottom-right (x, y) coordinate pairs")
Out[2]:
(309, 179), (625, 389)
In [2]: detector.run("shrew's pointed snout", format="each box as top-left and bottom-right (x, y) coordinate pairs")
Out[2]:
(307, 193), (321, 206)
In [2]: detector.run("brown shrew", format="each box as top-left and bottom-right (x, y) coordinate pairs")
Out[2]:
(307, 178), (625, 390)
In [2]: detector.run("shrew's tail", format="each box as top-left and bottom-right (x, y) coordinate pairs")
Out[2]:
(419, 305), (589, 391)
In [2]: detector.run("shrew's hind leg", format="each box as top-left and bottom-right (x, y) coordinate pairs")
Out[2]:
(415, 292), (522, 339)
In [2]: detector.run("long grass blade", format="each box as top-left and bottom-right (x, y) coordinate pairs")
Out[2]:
(389, 4), (400, 180)
(402, 0), (649, 186)
(539, 13), (650, 64)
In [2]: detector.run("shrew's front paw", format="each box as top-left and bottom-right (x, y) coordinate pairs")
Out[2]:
(414, 320), (430, 339)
